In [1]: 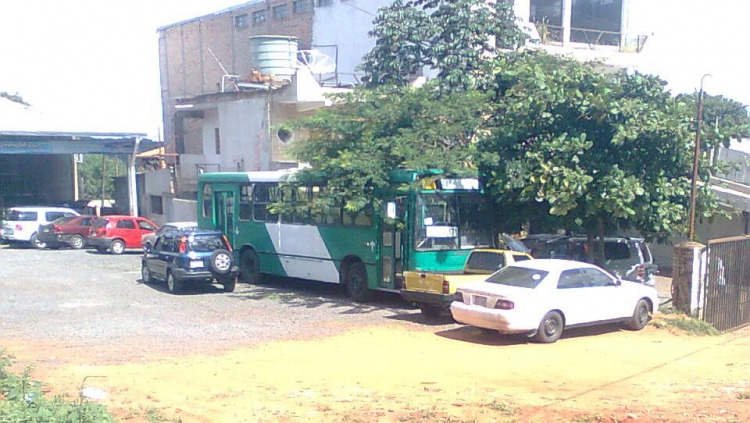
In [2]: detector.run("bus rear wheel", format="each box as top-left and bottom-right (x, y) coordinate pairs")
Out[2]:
(345, 261), (372, 302)
(240, 249), (262, 284)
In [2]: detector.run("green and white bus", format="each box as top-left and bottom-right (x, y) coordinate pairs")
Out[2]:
(197, 168), (495, 301)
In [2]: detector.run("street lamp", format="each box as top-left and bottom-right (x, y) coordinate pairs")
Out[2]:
(688, 74), (711, 241)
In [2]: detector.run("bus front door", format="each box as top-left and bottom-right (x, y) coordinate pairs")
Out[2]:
(380, 198), (405, 290)
(213, 190), (236, 247)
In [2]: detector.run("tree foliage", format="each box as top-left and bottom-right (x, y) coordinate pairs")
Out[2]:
(290, 85), (489, 211)
(293, 3), (749, 246)
(362, 0), (525, 89)
(78, 154), (126, 200)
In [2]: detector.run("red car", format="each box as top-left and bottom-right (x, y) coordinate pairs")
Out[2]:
(37, 215), (98, 249)
(88, 215), (158, 254)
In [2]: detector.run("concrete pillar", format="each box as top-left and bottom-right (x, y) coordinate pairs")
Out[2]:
(513, 0), (531, 22)
(672, 242), (706, 316)
(128, 138), (141, 217)
(562, 0), (572, 47)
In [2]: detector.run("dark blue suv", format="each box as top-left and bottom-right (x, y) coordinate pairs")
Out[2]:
(141, 229), (238, 294)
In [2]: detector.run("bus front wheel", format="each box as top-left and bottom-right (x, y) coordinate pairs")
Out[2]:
(345, 261), (372, 302)
(241, 249), (262, 284)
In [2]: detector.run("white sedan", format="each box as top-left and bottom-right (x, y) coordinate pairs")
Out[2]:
(450, 259), (659, 343)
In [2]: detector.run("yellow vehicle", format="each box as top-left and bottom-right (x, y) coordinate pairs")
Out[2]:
(401, 249), (533, 317)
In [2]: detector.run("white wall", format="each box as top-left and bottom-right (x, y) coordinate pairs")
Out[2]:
(312, 0), (393, 86)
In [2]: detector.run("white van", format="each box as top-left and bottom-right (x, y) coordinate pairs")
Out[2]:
(1, 206), (79, 248)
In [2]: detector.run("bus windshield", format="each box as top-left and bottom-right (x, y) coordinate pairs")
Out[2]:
(414, 192), (493, 251)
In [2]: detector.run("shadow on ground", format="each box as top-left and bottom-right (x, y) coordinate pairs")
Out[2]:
(437, 322), (629, 346)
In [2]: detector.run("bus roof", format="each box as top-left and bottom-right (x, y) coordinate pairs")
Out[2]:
(197, 168), (476, 186)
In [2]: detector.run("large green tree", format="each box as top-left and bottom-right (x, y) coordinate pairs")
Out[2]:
(362, 0), (525, 89)
(292, 3), (749, 251)
(291, 85), (489, 211)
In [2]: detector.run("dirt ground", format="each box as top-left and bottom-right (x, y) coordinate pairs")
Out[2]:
(4, 320), (749, 423)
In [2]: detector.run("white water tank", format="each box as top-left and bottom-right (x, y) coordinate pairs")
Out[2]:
(249, 35), (299, 80)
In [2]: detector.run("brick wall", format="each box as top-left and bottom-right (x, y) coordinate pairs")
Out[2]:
(158, 0), (315, 154)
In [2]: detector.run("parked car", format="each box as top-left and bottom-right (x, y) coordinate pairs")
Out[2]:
(88, 215), (158, 254)
(402, 248), (533, 317)
(521, 235), (658, 286)
(451, 259), (659, 343)
(37, 215), (98, 249)
(141, 229), (238, 294)
(142, 221), (198, 251)
(0, 206), (80, 248)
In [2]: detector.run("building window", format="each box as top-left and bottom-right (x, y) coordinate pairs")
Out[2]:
(214, 128), (221, 155)
(273, 4), (289, 20)
(293, 0), (311, 14)
(253, 10), (266, 25)
(315, 0), (333, 6)
(150, 195), (164, 215)
(234, 14), (248, 28)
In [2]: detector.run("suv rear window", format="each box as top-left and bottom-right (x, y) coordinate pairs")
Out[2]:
(603, 242), (631, 261)
(188, 234), (228, 253)
(8, 211), (37, 221)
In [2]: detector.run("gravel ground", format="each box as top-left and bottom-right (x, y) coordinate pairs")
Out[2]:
(0, 244), (437, 361)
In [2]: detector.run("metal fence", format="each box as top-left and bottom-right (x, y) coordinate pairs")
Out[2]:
(703, 236), (750, 331)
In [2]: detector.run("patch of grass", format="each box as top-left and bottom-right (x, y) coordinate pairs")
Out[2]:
(651, 314), (719, 335)
(0, 349), (115, 422)
(480, 399), (517, 416)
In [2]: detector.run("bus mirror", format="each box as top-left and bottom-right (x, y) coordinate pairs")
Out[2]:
(386, 202), (397, 219)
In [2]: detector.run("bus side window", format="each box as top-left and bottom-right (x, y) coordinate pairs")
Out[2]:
(253, 184), (279, 223)
(202, 184), (212, 218)
(239, 185), (253, 221)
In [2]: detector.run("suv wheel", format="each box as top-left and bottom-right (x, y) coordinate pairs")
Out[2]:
(166, 271), (182, 294)
(110, 239), (125, 255)
(210, 249), (233, 275)
(30, 233), (46, 249)
(221, 276), (237, 293)
(141, 262), (153, 285)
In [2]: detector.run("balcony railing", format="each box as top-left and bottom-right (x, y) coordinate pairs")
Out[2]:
(535, 23), (649, 52)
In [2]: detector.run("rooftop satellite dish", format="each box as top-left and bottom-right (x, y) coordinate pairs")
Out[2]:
(296, 49), (336, 74)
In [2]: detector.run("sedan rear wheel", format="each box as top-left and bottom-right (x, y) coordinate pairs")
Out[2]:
(535, 311), (564, 343)
(69, 234), (85, 250)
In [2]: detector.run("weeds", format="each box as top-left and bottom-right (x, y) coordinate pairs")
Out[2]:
(651, 313), (719, 335)
(0, 349), (115, 422)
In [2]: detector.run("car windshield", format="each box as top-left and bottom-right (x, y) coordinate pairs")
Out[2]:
(414, 192), (493, 251)
(485, 266), (549, 289)
(188, 235), (227, 253)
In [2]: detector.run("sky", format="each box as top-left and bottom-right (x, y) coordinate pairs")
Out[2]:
(1, 0), (749, 141)
(0, 0), (242, 138)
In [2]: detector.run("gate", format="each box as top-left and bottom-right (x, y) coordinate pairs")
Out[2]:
(703, 236), (750, 331)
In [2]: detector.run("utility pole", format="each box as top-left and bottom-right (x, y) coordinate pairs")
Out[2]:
(688, 74), (711, 241)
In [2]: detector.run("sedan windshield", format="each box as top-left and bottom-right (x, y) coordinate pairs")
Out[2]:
(485, 266), (549, 289)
